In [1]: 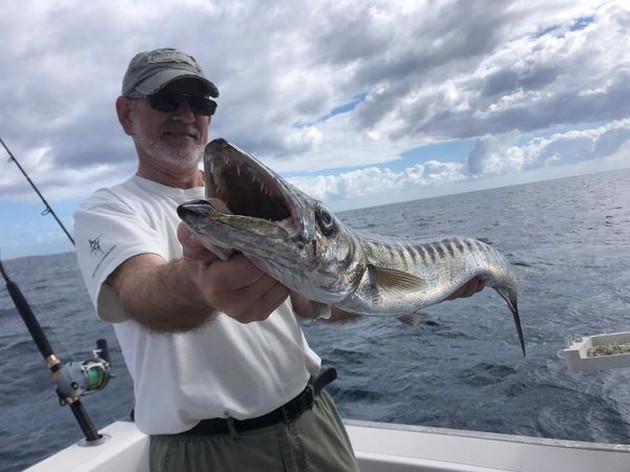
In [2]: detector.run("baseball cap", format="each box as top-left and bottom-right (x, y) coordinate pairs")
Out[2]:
(122, 48), (219, 98)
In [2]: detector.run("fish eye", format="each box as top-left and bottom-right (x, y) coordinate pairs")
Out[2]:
(315, 206), (336, 236)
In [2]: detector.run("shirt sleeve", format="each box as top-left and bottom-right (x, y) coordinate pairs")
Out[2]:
(73, 189), (166, 322)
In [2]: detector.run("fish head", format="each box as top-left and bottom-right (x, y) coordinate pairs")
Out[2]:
(177, 138), (366, 303)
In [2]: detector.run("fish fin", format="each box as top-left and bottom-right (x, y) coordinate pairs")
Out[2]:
(310, 301), (332, 320)
(370, 266), (428, 296)
(396, 313), (422, 328)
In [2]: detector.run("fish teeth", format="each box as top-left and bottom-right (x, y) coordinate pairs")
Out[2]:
(278, 217), (296, 236)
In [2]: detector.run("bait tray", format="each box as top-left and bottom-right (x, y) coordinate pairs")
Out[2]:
(564, 331), (630, 372)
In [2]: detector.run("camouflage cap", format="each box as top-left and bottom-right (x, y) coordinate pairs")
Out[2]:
(121, 48), (219, 98)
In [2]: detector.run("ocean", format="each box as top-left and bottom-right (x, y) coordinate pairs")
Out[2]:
(1, 168), (629, 471)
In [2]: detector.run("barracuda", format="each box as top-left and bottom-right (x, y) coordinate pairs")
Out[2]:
(177, 138), (526, 356)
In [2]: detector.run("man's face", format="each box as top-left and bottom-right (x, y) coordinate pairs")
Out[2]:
(128, 79), (211, 170)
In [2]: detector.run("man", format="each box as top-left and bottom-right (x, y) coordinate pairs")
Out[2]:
(75, 48), (483, 472)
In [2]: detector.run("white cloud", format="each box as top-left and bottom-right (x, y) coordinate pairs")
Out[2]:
(468, 119), (630, 175)
(0, 0), (629, 223)
(288, 119), (630, 209)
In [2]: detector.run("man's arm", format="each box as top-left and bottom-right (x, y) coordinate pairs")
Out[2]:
(106, 254), (212, 332)
(107, 223), (290, 332)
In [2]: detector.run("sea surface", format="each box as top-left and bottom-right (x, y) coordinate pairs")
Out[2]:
(1, 169), (630, 471)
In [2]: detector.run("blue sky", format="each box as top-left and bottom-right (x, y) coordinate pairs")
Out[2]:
(1, 0), (629, 260)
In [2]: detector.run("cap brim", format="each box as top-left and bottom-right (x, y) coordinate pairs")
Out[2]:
(134, 70), (219, 97)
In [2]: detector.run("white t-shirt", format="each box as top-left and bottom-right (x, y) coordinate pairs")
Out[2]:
(74, 175), (321, 434)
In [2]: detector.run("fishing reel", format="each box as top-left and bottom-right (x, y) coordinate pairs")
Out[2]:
(1, 255), (112, 442)
(54, 339), (112, 405)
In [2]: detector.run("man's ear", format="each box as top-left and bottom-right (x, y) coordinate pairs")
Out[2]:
(115, 96), (134, 136)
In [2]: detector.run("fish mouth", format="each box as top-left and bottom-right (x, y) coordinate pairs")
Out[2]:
(202, 138), (299, 236)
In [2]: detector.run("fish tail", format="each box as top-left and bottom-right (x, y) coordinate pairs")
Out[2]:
(494, 286), (526, 357)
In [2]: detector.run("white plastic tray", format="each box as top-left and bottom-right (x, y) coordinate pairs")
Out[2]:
(564, 331), (630, 372)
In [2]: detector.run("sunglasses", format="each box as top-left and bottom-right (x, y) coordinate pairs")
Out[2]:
(147, 91), (217, 116)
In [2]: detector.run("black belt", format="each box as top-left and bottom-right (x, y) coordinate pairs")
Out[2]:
(181, 368), (337, 436)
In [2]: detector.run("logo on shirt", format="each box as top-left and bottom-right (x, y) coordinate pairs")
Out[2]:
(88, 234), (117, 279)
(89, 235), (105, 256)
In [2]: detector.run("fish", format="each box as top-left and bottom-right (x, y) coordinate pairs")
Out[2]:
(177, 138), (526, 356)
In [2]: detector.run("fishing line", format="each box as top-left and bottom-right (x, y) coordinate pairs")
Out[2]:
(0, 137), (77, 358)
(0, 136), (75, 246)
(13, 275), (77, 361)
(0, 269), (81, 402)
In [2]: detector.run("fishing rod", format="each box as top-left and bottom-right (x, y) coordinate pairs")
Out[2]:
(0, 136), (74, 246)
(0, 137), (113, 443)
(0, 256), (111, 443)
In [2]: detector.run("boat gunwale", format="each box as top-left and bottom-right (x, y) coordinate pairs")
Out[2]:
(344, 418), (630, 454)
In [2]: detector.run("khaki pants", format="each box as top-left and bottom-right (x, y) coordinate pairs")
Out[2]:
(149, 391), (359, 472)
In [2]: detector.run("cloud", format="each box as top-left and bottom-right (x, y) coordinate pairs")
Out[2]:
(290, 158), (467, 203)
(290, 119), (630, 208)
(467, 119), (630, 175)
(0, 0), (628, 210)
(369, 1), (630, 141)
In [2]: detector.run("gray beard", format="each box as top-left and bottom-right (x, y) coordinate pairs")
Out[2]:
(131, 120), (204, 169)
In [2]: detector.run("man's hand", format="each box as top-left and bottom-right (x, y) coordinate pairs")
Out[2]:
(178, 222), (290, 323)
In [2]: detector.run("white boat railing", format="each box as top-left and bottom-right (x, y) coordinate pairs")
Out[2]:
(24, 419), (630, 472)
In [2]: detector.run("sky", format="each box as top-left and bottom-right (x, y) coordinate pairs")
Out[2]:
(1, 0), (629, 260)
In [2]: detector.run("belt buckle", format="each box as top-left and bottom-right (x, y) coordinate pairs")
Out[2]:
(305, 384), (315, 405)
